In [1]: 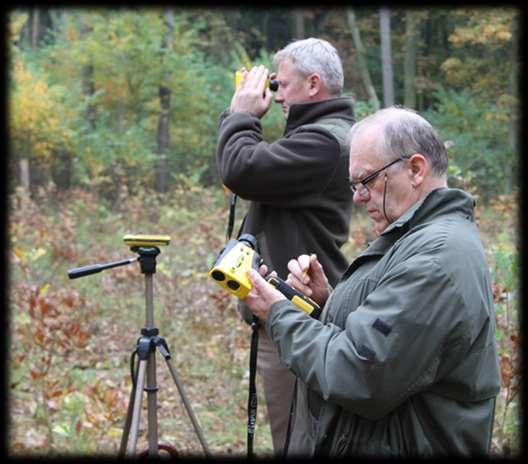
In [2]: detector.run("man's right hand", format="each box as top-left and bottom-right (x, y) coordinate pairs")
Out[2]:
(230, 65), (273, 119)
(286, 254), (331, 307)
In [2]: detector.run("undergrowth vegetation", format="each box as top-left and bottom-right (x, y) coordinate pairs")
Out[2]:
(8, 184), (520, 457)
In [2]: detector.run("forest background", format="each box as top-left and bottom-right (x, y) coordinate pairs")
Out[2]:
(7, 7), (521, 458)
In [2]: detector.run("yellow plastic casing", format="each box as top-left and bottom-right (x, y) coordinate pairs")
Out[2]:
(235, 70), (244, 89)
(208, 240), (261, 299)
(123, 234), (171, 247)
(235, 70), (276, 91)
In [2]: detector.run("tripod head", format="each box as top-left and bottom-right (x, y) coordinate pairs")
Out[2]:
(67, 235), (171, 279)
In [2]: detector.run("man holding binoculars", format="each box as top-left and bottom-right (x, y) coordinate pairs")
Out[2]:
(216, 38), (355, 454)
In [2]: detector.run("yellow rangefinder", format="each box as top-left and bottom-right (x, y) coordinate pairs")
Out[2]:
(209, 234), (321, 318)
(235, 70), (279, 91)
(209, 234), (261, 299)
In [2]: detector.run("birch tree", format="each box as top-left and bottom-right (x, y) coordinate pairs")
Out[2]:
(379, 7), (394, 107)
(347, 9), (380, 109)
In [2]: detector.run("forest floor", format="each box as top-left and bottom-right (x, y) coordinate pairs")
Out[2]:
(7, 184), (520, 457)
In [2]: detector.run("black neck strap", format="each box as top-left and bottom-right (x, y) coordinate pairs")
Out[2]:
(226, 193), (237, 240)
(247, 316), (260, 458)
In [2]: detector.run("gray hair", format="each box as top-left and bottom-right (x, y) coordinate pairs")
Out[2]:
(349, 106), (448, 176)
(273, 37), (344, 96)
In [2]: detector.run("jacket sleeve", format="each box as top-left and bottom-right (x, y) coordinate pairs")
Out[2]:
(266, 254), (470, 420)
(216, 111), (341, 206)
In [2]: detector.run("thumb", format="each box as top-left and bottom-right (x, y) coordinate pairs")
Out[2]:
(248, 268), (271, 295)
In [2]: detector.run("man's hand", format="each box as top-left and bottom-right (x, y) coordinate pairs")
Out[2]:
(286, 254), (331, 307)
(243, 266), (285, 322)
(230, 65), (273, 118)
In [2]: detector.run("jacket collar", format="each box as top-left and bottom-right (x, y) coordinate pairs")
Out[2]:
(362, 188), (476, 256)
(284, 97), (355, 134)
(381, 187), (475, 235)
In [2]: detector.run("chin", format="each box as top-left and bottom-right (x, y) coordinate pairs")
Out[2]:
(373, 221), (388, 236)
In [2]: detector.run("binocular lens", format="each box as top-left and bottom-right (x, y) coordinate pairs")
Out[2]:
(269, 79), (279, 92)
(227, 280), (240, 291)
(211, 270), (225, 281)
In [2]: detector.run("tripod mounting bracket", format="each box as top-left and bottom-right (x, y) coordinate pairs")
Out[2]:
(131, 246), (161, 274)
(136, 330), (172, 361)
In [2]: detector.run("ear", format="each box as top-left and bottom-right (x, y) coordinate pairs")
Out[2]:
(407, 153), (428, 187)
(307, 73), (322, 97)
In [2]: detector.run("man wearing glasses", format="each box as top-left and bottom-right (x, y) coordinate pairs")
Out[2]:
(243, 106), (501, 456)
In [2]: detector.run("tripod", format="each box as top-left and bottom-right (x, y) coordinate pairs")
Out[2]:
(68, 245), (210, 457)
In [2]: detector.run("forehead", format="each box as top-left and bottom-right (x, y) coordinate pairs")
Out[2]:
(348, 128), (381, 178)
(277, 59), (301, 78)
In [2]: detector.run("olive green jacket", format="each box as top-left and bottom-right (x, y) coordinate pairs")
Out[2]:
(266, 188), (501, 457)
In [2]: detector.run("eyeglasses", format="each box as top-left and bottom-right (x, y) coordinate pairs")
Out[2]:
(349, 158), (405, 197)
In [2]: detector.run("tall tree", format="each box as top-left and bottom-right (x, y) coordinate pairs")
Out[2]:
(79, 14), (96, 131)
(507, 13), (518, 194)
(403, 11), (419, 108)
(293, 10), (305, 39)
(379, 7), (394, 107)
(155, 8), (174, 193)
(347, 9), (380, 109)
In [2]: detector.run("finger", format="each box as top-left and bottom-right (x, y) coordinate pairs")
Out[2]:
(287, 257), (310, 285)
(298, 254), (311, 274)
(310, 253), (325, 274)
(237, 68), (249, 88)
(258, 264), (269, 277)
(248, 65), (268, 91)
(287, 256), (305, 275)
(262, 87), (273, 106)
(248, 268), (276, 299)
(286, 272), (313, 297)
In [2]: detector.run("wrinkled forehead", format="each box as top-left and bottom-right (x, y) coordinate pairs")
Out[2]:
(348, 126), (383, 178)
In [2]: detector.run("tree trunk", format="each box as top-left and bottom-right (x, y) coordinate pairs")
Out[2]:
(31, 8), (40, 48)
(293, 10), (305, 39)
(347, 10), (380, 109)
(507, 14), (519, 194)
(379, 8), (394, 107)
(80, 16), (96, 131)
(403, 11), (419, 109)
(155, 8), (175, 193)
(312, 11), (329, 37)
(19, 158), (30, 192)
(51, 148), (72, 191)
(26, 10), (41, 195)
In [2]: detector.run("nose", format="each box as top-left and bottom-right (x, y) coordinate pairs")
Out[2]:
(352, 189), (368, 205)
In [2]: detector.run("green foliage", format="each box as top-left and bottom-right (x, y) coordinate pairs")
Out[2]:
(476, 195), (520, 456)
(444, 9), (515, 98)
(423, 87), (515, 202)
(10, 9), (238, 193)
(350, 98), (378, 121)
(8, 8), (519, 202)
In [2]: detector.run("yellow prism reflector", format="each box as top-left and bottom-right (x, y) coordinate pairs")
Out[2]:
(123, 234), (171, 247)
